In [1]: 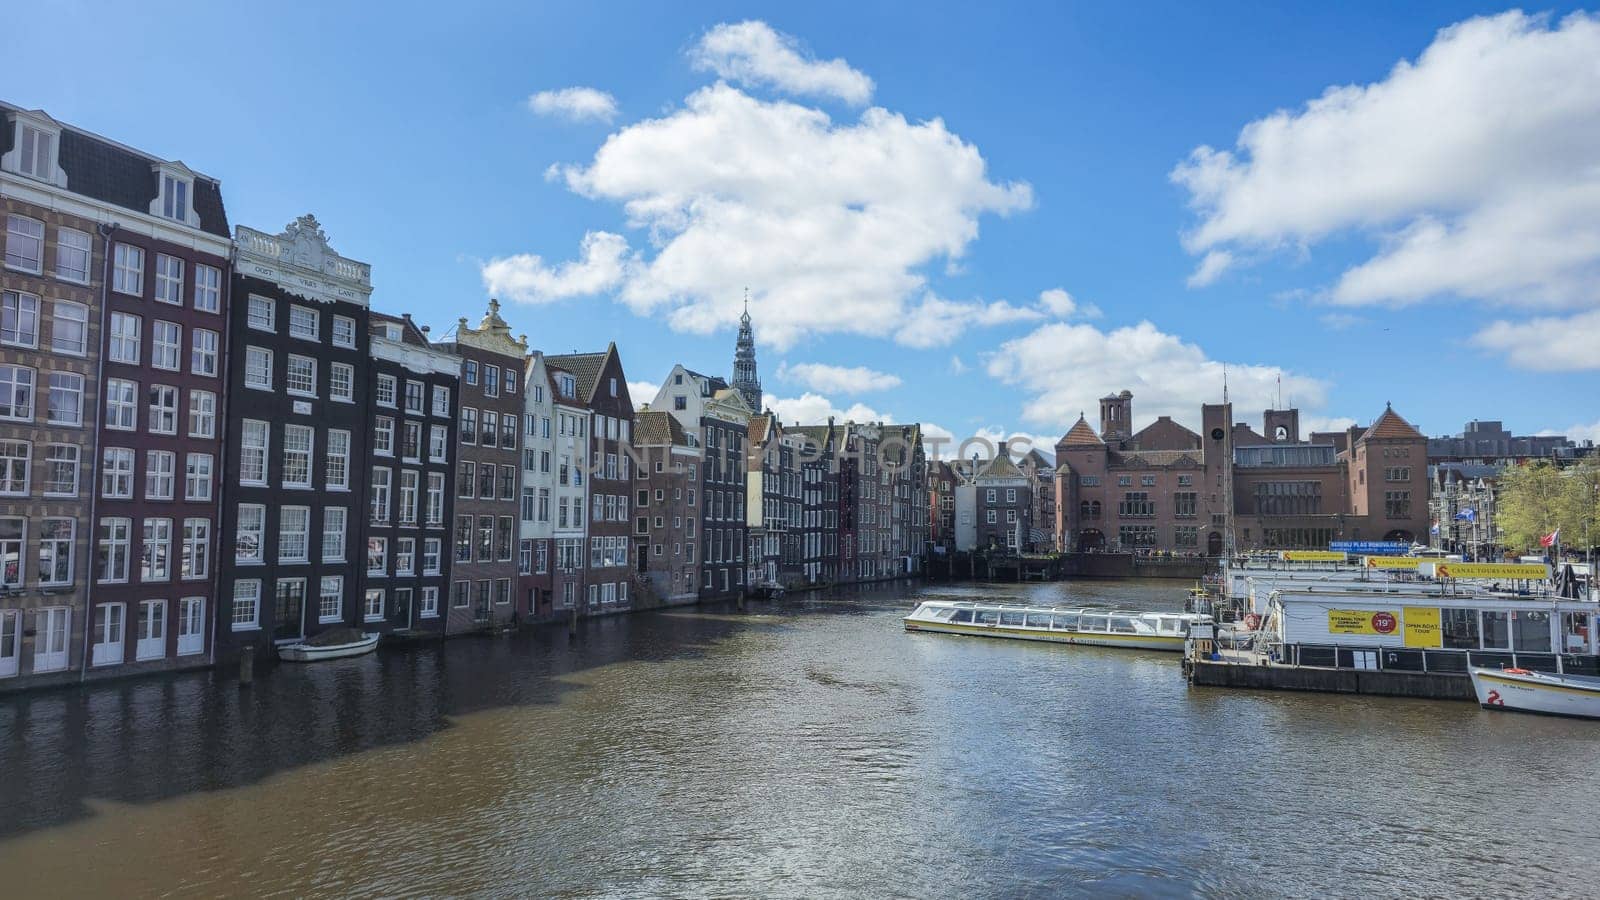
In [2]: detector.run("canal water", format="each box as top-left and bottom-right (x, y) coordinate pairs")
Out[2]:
(1, 579), (1596, 898)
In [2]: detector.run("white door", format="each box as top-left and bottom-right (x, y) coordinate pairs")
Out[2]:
(0, 610), (18, 677)
(177, 597), (204, 655)
(91, 603), (125, 666)
(34, 607), (70, 672)
(136, 599), (166, 661)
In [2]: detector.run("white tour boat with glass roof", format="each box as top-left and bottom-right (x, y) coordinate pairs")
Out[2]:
(903, 600), (1208, 652)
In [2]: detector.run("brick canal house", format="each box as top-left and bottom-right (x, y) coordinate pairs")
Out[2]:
(632, 408), (701, 605)
(952, 443), (1034, 552)
(545, 358), (590, 615)
(652, 365), (753, 599)
(546, 345), (636, 614)
(1, 103), (229, 687)
(793, 421), (840, 585)
(517, 351), (556, 619)
(1019, 448), (1055, 551)
(746, 412), (802, 589)
(881, 423), (929, 574)
(217, 216), (372, 658)
(928, 460), (957, 552)
(1053, 390), (1431, 554)
(436, 300), (525, 633)
(362, 312), (459, 637)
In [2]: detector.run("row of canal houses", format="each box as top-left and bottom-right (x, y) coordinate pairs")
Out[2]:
(0, 102), (928, 691)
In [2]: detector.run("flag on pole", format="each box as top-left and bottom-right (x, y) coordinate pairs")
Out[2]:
(1540, 527), (1560, 548)
(1453, 507), (1476, 522)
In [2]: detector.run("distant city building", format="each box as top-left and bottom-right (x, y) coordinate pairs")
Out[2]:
(1427, 420), (1582, 463)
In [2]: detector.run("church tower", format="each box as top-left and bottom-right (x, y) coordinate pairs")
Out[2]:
(732, 288), (762, 411)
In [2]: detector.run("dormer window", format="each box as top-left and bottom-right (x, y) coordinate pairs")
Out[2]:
(558, 374), (576, 397)
(18, 124), (53, 180)
(162, 174), (188, 222)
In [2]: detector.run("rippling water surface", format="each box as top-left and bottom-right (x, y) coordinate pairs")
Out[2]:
(1, 579), (1595, 898)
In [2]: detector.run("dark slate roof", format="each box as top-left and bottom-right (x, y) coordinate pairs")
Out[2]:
(41, 114), (230, 238)
(1107, 449), (1205, 468)
(683, 368), (730, 392)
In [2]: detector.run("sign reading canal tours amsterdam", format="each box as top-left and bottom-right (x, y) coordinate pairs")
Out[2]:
(1364, 556), (1422, 570)
(1403, 607), (1442, 648)
(1330, 541), (1410, 555)
(1434, 562), (1549, 580)
(1328, 609), (1399, 635)
(1281, 551), (1348, 562)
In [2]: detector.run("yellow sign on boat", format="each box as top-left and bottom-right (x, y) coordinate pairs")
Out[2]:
(1402, 606), (1441, 648)
(1434, 562), (1548, 580)
(1281, 551), (1347, 562)
(1365, 556), (1421, 570)
(1328, 609), (1400, 635)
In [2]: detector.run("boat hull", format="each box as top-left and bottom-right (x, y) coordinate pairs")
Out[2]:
(904, 619), (1184, 652)
(278, 633), (381, 662)
(1469, 667), (1600, 719)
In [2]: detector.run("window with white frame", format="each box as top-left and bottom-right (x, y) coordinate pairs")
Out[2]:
(325, 429), (350, 489)
(432, 385), (450, 417)
(181, 519), (210, 580)
(323, 507), (347, 561)
(109, 312), (141, 363)
(112, 243), (144, 295)
(244, 346), (272, 390)
(194, 263), (221, 312)
(239, 420), (269, 485)
(102, 447), (134, 498)
(421, 586), (439, 618)
(54, 228), (90, 284)
(144, 450), (176, 500)
(16, 123), (56, 181)
(319, 576), (343, 623)
(423, 537), (441, 574)
(161, 174), (189, 223)
(399, 470), (419, 524)
(285, 354), (316, 396)
(289, 306), (319, 341)
(231, 580), (261, 630)
(402, 421), (421, 461)
(0, 519), (21, 590)
(5, 215), (43, 272)
(188, 389), (216, 437)
(376, 374), (397, 406)
(151, 320), (181, 370)
(460, 408), (477, 445)
(141, 518), (172, 581)
(98, 517), (132, 582)
(104, 378), (135, 429)
(404, 380), (424, 413)
(396, 537), (415, 574)
(329, 363), (354, 402)
(191, 328), (219, 376)
(465, 360), (477, 385)
(373, 417), (394, 456)
(235, 505), (265, 562)
(332, 315), (356, 348)
(484, 365), (500, 397)
(155, 254), (184, 304)
(426, 472), (444, 525)
(42, 443), (77, 497)
(0, 366), (33, 421)
(185, 453), (213, 501)
(505, 368), (517, 394)
(429, 424), (447, 462)
(247, 296), (274, 331)
(2, 290), (39, 348)
(46, 372), (83, 426)
(0, 438), (26, 493)
(371, 467), (391, 522)
(364, 589), (384, 622)
(367, 538), (388, 576)
(147, 384), (179, 435)
(278, 506), (310, 563)
(281, 424), (313, 488)
(39, 518), (73, 586)
(51, 300), (88, 355)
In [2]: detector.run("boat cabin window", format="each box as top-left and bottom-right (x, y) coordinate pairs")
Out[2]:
(950, 609), (974, 624)
(1024, 613), (1053, 628)
(930, 607), (959, 622)
(1158, 617), (1182, 634)
(1480, 611), (1510, 650)
(1109, 616), (1138, 634)
(1052, 615), (1078, 631)
(1441, 608), (1479, 649)
(1511, 610), (1551, 653)
(1000, 612), (1026, 627)
(1562, 612), (1591, 653)
(975, 610), (1000, 625)
(1080, 615), (1109, 632)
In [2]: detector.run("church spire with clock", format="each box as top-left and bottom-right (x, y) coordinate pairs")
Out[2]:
(732, 288), (762, 411)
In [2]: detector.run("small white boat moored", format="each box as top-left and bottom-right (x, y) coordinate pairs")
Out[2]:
(904, 600), (1207, 652)
(278, 631), (380, 662)
(1469, 666), (1600, 720)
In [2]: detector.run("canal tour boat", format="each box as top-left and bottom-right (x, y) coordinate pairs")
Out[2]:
(278, 630), (380, 662)
(904, 600), (1208, 652)
(1469, 666), (1600, 719)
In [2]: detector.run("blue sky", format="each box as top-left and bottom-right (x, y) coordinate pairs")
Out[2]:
(11, 1), (1599, 451)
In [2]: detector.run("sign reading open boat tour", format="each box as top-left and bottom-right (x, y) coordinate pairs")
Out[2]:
(1402, 607), (1442, 648)
(1328, 609), (1399, 635)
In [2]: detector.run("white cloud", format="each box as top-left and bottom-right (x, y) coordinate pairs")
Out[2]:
(690, 20), (873, 105)
(776, 361), (902, 393)
(1170, 10), (1600, 365)
(528, 87), (619, 122)
(628, 380), (661, 405)
(949, 355), (969, 374)
(1303, 416), (1358, 435)
(1472, 309), (1600, 371)
(1561, 421), (1600, 444)
(985, 320), (1331, 433)
(1318, 312), (1367, 331)
(512, 72), (1029, 349)
(482, 231), (632, 304)
(1185, 250), (1234, 288)
(894, 293), (1043, 348)
(1036, 287), (1103, 320)
(766, 392), (891, 426)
